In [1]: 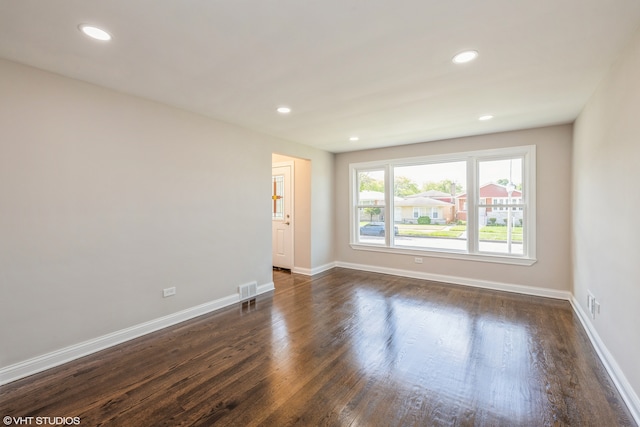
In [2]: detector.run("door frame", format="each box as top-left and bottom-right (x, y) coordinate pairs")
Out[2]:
(272, 161), (294, 269)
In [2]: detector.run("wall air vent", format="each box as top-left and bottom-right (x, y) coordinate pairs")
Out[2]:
(239, 281), (258, 301)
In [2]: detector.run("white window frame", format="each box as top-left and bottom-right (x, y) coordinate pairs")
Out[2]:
(349, 145), (536, 266)
(354, 167), (388, 246)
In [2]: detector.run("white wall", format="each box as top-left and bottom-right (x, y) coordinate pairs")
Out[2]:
(335, 125), (573, 293)
(573, 26), (640, 409)
(0, 59), (334, 369)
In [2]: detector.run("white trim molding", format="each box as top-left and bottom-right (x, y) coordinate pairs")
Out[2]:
(292, 262), (336, 276)
(0, 282), (275, 386)
(349, 243), (537, 266)
(335, 261), (570, 300)
(570, 297), (640, 425)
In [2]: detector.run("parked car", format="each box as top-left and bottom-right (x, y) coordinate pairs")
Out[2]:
(359, 222), (399, 236)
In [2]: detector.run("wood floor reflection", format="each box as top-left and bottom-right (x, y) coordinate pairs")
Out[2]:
(1, 268), (636, 426)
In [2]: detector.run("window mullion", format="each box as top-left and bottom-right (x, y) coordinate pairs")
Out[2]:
(386, 164), (393, 247)
(467, 158), (478, 254)
(350, 165), (357, 244)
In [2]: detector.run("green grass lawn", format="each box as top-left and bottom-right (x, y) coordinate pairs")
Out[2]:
(426, 230), (464, 238)
(479, 226), (523, 242)
(396, 224), (446, 231)
(398, 229), (437, 237)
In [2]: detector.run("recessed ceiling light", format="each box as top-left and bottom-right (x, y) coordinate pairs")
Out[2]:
(349, 136), (359, 141)
(276, 107), (291, 114)
(79, 24), (111, 41)
(452, 50), (478, 64)
(479, 115), (494, 121)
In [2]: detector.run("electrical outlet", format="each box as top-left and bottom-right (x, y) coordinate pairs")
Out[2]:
(587, 292), (598, 319)
(414, 257), (423, 264)
(163, 287), (176, 298)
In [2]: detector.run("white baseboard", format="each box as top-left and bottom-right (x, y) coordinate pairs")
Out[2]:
(335, 261), (572, 300)
(257, 282), (275, 294)
(292, 262), (336, 276)
(0, 282), (275, 386)
(291, 266), (311, 275)
(570, 298), (640, 424)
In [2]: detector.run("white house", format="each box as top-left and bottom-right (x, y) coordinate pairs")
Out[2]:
(394, 196), (454, 224)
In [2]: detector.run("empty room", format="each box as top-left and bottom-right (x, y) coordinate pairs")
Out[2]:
(1, 1), (639, 426)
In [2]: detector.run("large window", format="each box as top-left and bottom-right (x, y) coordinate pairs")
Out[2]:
(350, 146), (536, 265)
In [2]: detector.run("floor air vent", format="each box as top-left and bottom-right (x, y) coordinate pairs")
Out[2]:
(239, 281), (258, 301)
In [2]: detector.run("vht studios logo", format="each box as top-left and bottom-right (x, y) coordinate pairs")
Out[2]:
(3, 416), (81, 426)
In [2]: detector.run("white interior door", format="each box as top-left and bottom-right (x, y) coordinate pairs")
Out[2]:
(272, 163), (293, 269)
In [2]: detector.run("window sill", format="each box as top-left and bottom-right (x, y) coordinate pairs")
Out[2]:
(349, 243), (537, 266)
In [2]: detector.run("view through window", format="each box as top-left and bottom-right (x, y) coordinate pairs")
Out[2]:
(393, 161), (466, 251)
(477, 158), (525, 255)
(356, 169), (386, 245)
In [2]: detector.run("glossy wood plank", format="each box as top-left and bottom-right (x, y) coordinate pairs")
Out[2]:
(0, 268), (635, 426)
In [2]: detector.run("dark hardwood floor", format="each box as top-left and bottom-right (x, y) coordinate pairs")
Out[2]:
(1, 268), (636, 426)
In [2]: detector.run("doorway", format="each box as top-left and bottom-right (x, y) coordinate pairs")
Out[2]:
(272, 161), (294, 270)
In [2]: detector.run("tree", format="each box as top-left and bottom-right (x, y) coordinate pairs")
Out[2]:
(421, 180), (463, 194)
(394, 176), (419, 196)
(496, 178), (522, 191)
(364, 207), (381, 221)
(359, 173), (384, 192)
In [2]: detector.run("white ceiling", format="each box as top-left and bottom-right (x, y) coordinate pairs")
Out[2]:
(1, 1), (639, 153)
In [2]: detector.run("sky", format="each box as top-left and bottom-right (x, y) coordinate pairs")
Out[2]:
(393, 158), (523, 191)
